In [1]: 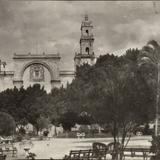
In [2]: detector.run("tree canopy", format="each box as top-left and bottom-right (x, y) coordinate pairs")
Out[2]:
(64, 48), (155, 160)
(0, 45), (156, 145)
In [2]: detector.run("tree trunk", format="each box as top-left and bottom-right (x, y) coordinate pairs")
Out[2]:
(155, 62), (160, 136)
(112, 122), (119, 160)
(65, 131), (69, 138)
(119, 150), (124, 160)
(54, 125), (57, 136)
(35, 126), (39, 135)
(119, 132), (125, 160)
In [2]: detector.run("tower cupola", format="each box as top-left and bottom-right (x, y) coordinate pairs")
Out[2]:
(80, 14), (94, 55)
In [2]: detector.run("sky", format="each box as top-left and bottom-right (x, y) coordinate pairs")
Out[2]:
(1, 0), (160, 70)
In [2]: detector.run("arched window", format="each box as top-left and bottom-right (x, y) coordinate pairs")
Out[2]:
(86, 30), (89, 35)
(86, 47), (89, 54)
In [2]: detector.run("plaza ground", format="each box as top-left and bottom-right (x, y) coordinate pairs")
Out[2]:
(10, 136), (153, 159)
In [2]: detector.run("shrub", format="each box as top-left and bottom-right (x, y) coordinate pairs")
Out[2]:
(19, 127), (26, 135)
(38, 135), (43, 140)
(79, 125), (90, 134)
(43, 130), (49, 137)
(28, 131), (37, 137)
(26, 152), (36, 160)
(0, 112), (16, 136)
(15, 134), (23, 142)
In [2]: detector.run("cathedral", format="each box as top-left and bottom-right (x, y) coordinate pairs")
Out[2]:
(0, 15), (96, 93)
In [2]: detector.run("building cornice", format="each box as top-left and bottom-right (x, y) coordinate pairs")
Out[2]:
(13, 53), (61, 60)
(0, 71), (14, 76)
(60, 70), (75, 76)
(74, 53), (95, 59)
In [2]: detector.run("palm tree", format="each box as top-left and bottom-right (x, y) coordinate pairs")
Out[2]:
(140, 40), (160, 136)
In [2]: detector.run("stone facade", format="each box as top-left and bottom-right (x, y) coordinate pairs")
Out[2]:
(0, 53), (75, 93)
(13, 53), (61, 90)
(0, 15), (95, 93)
(74, 14), (96, 68)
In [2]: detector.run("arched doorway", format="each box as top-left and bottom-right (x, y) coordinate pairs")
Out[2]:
(13, 53), (61, 92)
(22, 62), (52, 92)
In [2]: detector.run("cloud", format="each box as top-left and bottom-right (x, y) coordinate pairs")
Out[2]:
(0, 1), (160, 70)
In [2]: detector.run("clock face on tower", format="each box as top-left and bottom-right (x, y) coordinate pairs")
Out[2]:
(30, 64), (44, 82)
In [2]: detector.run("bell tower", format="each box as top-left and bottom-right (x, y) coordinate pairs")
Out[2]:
(74, 15), (95, 68)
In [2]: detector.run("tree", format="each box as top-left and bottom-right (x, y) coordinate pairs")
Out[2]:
(49, 87), (68, 136)
(36, 116), (51, 134)
(66, 51), (154, 160)
(0, 84), (65, 135)
(77, 112), (92, 125)
(59, 111), (78, 131)
(139, 40), (160, 136)
(20, 84), (48, 134)
(0, 112), (16, 136)
(88, 51), (154, 160)
(0, 87), (28, 128)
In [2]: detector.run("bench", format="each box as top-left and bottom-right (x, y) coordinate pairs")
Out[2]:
(106, 142), (155, 160)
(0, 149), (6, 160)
(64, 142), (108, 160)
(0, 146), (17, 157)
(122, 147), (154, 160)
(92, 142), (108, 159)
(64, 149), (108, 160)
(12, 147), (18, 157)
(64, 149), (93, 160)
(0, 155), (6, 160)
(106, 142), (121, 159)
(64, 141), (155, 160)
(107, 142), (155, 160)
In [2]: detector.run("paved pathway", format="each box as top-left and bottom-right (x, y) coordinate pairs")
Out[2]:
(7, 136), (152, 159)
